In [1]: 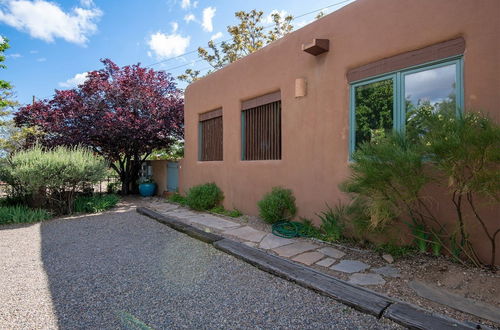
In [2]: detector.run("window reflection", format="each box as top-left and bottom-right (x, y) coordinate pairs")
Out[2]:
(405, 64), (456, 114)
(354, 79), (394, 148)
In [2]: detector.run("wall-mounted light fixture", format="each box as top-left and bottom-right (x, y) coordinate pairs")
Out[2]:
(295, 78), (307, 98)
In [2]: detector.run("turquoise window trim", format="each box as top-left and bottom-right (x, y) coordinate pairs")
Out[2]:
(197, 122), (202, 161)
(241, 111), (246, 160)
(349, 56), (464, 159)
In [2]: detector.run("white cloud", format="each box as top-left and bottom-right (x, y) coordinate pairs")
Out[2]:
(184, 13), (195, 23)
(180, 0), (198, 10)
(0, 36), (4, 44)
(180, 0), (190, 9)
(171, 21), (178, 32)
(0, 0), (102, 45)
(29, 49), (38, 54)
(36, 57), (46, 62)
(201, 6), (215, 32)
(147, 31), (190, 59)
(210, 32), (222, 41)
(59, 72), (88, 88)
(7, 53), (22, 58)
(80, 0), (94, 7)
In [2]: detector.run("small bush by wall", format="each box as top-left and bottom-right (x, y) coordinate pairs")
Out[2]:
(258, 187), (297, 224)
(186, 183), (224, 211)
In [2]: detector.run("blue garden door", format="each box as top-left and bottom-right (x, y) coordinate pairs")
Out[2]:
(167, 161), (179, 192)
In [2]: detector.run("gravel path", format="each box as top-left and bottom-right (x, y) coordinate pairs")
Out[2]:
(0, 207), (402, 329)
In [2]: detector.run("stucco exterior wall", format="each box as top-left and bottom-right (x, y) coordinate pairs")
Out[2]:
(182, 0), (500, 263)
(150, 160), (168, 196)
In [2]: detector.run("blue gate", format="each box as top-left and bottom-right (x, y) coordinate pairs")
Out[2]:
(167, 161), (179, 192)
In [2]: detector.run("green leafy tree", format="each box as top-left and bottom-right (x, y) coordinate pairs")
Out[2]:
(178, 10), (293, 83)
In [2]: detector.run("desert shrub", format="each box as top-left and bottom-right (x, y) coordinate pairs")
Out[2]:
(4, 145), (108, 214)
(257, 187), (297, 224)
(74, 194), (120, 213)
(168, 192), (187, 206)
(409, 108), (500, 268)
(318, 203), (346, 242)
(0, 205), (51, 225)
(186, 182), (224, 211)
(342, 108), (500, 269)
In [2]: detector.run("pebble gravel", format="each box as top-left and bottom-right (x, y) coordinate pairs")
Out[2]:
(0, 208), (403, 329)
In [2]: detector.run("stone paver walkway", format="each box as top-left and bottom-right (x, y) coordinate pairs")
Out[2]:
(145, 198), (398, 287)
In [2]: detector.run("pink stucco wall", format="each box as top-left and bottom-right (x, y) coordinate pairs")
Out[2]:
(182, 0), (500, 263)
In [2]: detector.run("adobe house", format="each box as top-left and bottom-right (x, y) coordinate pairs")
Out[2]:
(181, 0), (499, 263)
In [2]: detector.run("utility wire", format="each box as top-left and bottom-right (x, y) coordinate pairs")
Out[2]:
(146, 0), (354, 70)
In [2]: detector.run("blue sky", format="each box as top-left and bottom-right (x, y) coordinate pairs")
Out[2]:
(1, 0), (355, 106)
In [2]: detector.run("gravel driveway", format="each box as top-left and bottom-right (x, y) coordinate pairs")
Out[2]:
(0, 206), (402, 329)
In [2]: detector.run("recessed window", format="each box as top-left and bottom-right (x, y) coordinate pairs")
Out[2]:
(199, 109), (223, 161)
(241, 92), (281, 160)
(350, 58), (463, 154)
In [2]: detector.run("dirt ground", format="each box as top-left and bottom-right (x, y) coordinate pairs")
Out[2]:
(233, 213), (500, 328)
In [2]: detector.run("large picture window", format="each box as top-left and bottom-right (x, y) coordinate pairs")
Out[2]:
(350, 57), (463, 155)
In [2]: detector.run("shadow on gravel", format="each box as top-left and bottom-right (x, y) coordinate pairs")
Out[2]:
(40, 208), (401, 329)
(39, 209), (176, 329)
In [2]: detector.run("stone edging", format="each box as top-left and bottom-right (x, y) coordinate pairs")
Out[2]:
(136, 207), (484, 330)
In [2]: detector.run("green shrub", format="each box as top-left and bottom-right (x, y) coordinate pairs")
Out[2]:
(186, 183), (224, 211)
(3, 145), (108, 214)
(257, 187), (297, 224)
(0, 205), (51, 225)
(210, 205), (242, 218)
(73, 194), (120, 213)
(168, 192), (187, 206)
(318, 204), (345, 242)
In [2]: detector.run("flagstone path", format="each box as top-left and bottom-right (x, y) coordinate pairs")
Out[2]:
(144, 198), (403, 287)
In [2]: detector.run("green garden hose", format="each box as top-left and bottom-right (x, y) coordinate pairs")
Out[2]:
(272, 221), (312, 239)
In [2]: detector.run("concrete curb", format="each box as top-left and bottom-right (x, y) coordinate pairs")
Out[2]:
(137, 207), (485, 330)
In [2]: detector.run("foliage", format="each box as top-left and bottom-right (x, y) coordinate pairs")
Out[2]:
(354, 79), (393, 147)
(257, 186), (297, 224)
(147, 140), (184, 160)
(0, 205), (51, 225)
(3, 145), (108, 214)
(168, 192), (187, 206)
(73, 194), (120, 213)
(107, 181), (120, 194)
(299, 218), (322, 238)
(342, 107), (500, 269)
(186, 182), (224, 211)
(14, 59), (184, 194)
(178, 10), (293, 83)
(0, 35), (21, 158)
(341, 132), (430, 229)
(210, 205), (242, 218)
(0, 35), (14, 110)
(317, 203), (346, 242)
(408, 108), (500, 268)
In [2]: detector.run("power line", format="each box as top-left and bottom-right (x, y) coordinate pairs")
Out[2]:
(146, 0), (354, 70)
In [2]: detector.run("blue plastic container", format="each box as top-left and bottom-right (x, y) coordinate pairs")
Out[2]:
(139, 183), (157, 197)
